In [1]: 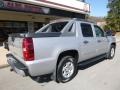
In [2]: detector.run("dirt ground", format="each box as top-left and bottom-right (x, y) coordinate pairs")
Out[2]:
(116, 32), (120, 36)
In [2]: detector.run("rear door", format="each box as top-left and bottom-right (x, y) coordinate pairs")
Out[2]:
(79, 22), (97, 60)
(93, 25), (108, 55)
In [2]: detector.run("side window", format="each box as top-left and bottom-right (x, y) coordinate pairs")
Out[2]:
(81, 23), (93, 37)
(40, 22), (68, 32)
(94, 25), (104, 37)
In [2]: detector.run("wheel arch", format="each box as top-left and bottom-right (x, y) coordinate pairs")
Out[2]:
(52, 49), (79, 82)
(111, 42), (116, 48)
(55, 49), (79, 83)
(57, 50), (79, 67)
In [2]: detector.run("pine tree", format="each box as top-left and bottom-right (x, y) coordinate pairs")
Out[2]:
(106, 0), (120, 31)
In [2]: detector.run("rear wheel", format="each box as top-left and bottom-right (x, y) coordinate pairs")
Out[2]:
(57, 56), (77, 83)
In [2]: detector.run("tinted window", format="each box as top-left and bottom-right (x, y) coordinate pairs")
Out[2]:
(94, 25), (104, 37)
(81, 23), (93, 37)
(41, 22), (68, 32)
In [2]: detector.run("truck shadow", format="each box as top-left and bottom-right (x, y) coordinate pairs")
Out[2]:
(30, 74), (52, 84)
(30, 58), (106, 84)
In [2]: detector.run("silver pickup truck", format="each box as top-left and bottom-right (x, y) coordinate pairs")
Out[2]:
(7, 18), (116, 83)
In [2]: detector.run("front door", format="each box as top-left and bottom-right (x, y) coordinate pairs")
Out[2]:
(94, 25), (108, 55)
(79, 23), (97, 61)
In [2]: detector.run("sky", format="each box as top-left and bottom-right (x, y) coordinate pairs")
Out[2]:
(86, 0), (108, 17)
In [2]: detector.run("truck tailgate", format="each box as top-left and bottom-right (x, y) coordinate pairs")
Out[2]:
(8, 36), (24, 62)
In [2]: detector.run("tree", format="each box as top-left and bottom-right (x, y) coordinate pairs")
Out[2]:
(106, 0), (120, 32)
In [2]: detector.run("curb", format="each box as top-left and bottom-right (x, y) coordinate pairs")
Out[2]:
(0, 64), (9, 69)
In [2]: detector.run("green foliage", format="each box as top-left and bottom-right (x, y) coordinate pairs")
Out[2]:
(106, 0), (120, 32)
(103, 25), (110, 30)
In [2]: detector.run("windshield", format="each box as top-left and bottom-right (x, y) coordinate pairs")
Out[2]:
(36, 22), (68, 33)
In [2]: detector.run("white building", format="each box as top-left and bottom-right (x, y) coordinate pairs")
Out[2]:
(0, 0), (90, 43)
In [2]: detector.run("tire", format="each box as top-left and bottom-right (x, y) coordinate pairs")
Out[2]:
(107, 45), (116, 59)
(57, 56), (77, 83)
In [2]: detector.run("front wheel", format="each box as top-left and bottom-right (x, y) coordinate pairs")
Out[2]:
(107, 45), (116, 59)
(57, 56), (77, 83)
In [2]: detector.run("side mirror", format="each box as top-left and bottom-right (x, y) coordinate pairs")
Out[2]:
(105, 30), (116, 36)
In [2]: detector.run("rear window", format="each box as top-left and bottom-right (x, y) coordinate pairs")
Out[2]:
(81, 23), (93, 37)
(38, 22), (68, 33)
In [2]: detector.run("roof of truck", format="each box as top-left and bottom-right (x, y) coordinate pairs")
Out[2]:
(51, 18), (96, 24)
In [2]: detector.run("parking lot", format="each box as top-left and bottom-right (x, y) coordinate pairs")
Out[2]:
(0, 43), (120, 90)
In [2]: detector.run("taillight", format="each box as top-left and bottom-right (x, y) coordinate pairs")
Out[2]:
(22, 37), (34, 61)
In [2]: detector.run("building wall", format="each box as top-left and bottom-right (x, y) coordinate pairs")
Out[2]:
(0, 10), (58, 22)
(0, 10), (61, 33)
(0, 0), (89, 45)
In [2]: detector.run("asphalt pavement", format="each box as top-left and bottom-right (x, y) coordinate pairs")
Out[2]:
(0, 43), (120, 90)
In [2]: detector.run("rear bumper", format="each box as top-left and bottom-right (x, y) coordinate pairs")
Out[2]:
(7, 54), (56, 77)
(6, 54), (28, 77)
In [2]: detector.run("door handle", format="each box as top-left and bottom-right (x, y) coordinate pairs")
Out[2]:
(97, 40), (102, 43)
(83, 40), (89, 44)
